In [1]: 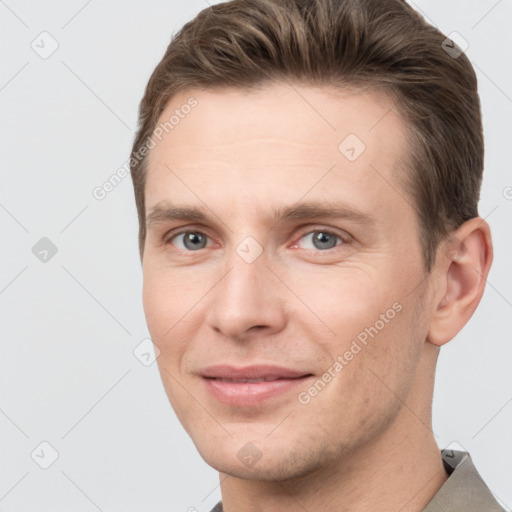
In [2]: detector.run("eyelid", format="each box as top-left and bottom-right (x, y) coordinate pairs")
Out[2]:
(290, 226), (349, 250)
(163, 224), (212, 243)
(163, 227), (212, 248)
(164, 224), (351, 251)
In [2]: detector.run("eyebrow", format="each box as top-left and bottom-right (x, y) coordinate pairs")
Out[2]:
(274, 201), (374, 225)
(146, 200), (375, 230)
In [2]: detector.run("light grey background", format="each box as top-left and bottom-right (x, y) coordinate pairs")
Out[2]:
(1, 1), (511, 510)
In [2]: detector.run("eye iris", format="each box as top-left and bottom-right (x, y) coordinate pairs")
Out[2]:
(179, 232), (339, 250)
(184, 232), (207, 250)
(313, 231), (337, 250)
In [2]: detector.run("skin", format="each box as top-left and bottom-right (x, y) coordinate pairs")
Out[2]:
(141, 83), (493, 512)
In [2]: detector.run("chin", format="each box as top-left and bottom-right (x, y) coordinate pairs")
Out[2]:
(195, 435), (332, 482)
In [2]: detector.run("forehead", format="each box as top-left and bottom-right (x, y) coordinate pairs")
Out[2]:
(144, 83), (414, 224)
(148, 83), (407, 157)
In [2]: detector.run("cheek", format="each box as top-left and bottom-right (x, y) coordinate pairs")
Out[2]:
(142, 267), (197, 364)
(290, 265), (420, 397)
(288, 265), (389, 343)
(142, 269), (202, 418)
(142, 270), (170, 340)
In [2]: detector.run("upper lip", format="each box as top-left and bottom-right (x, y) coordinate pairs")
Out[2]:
(200, 364), (312, 380)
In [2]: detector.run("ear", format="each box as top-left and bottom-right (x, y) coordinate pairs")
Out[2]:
(427, 217), (493, 347)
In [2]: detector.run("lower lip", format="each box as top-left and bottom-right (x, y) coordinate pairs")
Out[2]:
(202, 376), (312, 406)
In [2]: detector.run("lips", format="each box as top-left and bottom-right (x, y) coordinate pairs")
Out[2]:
(214, 376), (288, 383)
(199, 364), (313, 406)
(200, 364), (311, 381)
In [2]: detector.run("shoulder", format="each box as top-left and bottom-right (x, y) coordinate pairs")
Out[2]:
(423, 450), (506, 512)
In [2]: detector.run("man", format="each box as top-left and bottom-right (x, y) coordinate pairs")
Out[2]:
(129, 0), (504, 510)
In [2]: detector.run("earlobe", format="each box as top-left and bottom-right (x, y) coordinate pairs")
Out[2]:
(427, 218), (493, 347)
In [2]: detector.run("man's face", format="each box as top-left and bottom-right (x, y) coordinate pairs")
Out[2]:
(142, 84), (436, 479)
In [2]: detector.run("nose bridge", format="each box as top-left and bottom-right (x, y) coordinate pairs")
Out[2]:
(207, 240), (285, 339)
(219, 230), (270, 296)
(218, 244), (272, 312)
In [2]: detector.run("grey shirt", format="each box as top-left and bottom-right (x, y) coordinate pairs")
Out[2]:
(210, 450), (505, 512)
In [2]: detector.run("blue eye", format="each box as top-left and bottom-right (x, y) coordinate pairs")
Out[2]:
(297, 231), (342, 250)
(171, 231), (210, 251)
(167, 229), (344, 253)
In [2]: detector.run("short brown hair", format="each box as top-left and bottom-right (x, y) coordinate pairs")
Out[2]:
(129, 0), (483, 271)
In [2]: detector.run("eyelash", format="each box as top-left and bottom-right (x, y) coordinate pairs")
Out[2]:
(164, 227), (348, 252)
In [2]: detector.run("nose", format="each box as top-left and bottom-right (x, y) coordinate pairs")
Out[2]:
(205, 252), (287, 342)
